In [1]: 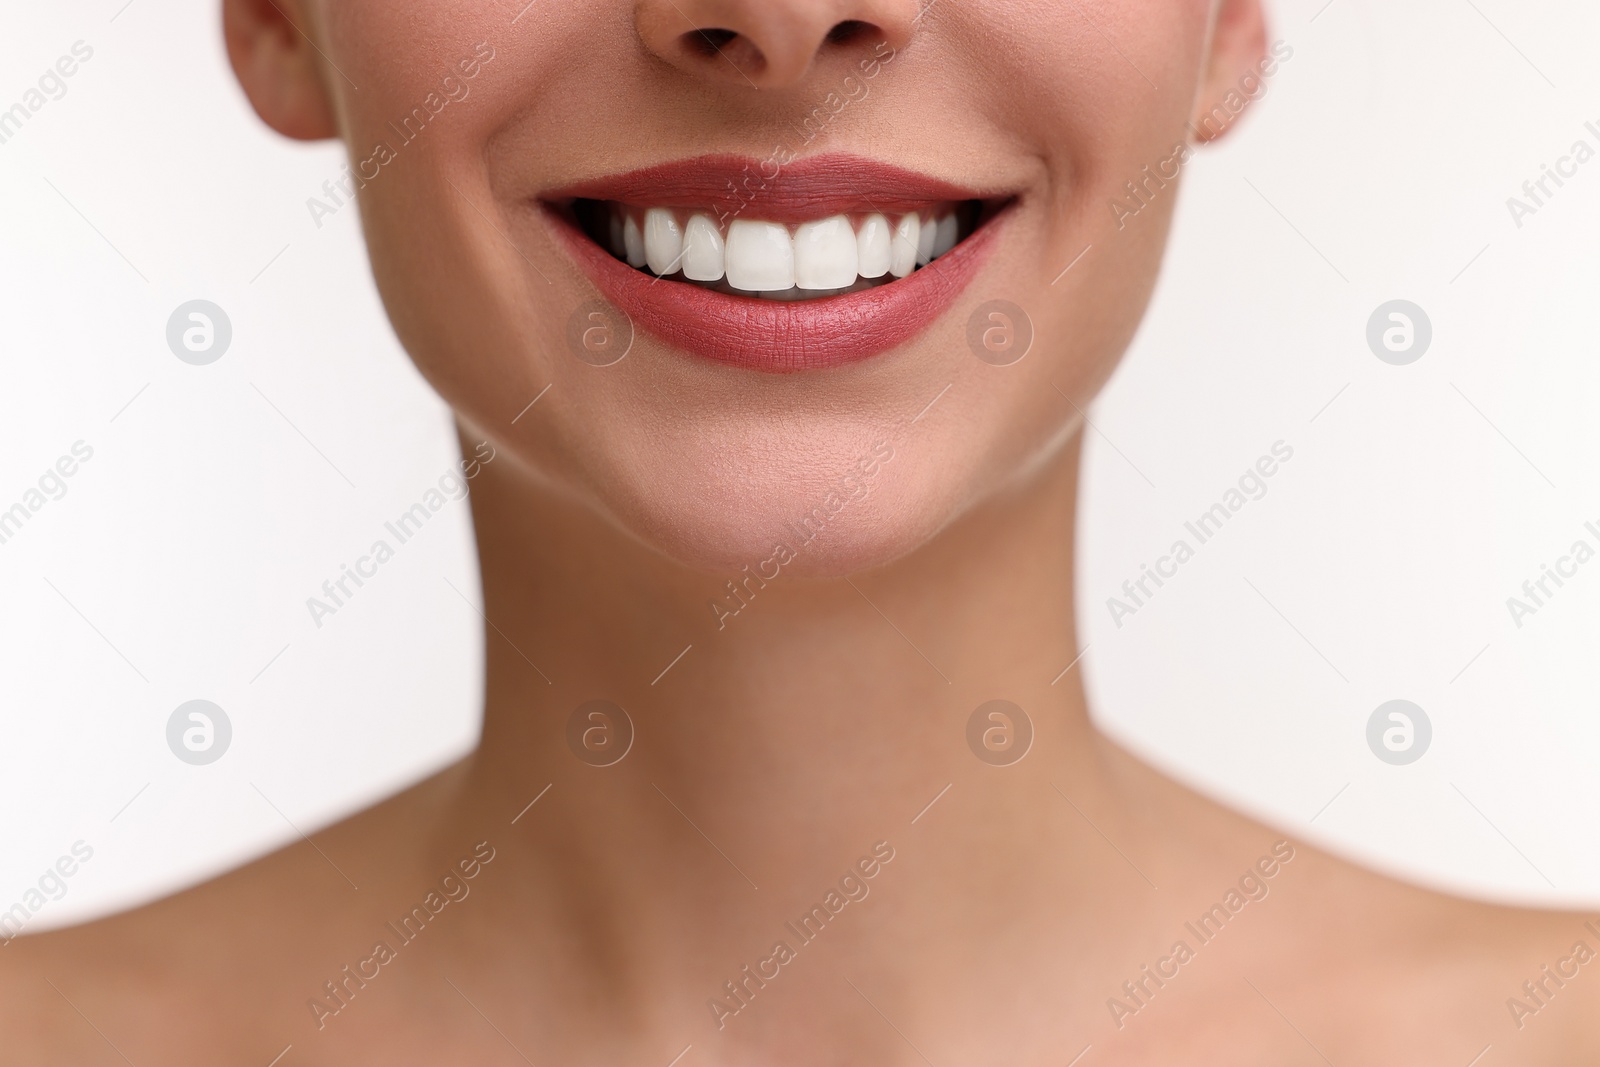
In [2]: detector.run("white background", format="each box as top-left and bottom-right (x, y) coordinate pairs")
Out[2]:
(2, 0), (1597, 930)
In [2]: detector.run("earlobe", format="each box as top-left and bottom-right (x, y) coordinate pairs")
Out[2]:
(1188, 0), (1269, 144)
(222, 0), (339, 141)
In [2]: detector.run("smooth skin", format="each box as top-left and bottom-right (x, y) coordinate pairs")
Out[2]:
(3, 0), (1596, 1063)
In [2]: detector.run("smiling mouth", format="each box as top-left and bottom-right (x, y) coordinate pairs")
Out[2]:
(540, 153), (1014, 372)
(570, 199), (996, 301)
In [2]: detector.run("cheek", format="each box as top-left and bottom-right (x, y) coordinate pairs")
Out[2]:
(312, 1), (622, 392)
(317, 1), (495, 95)
(981, 0), (1211, 248)
(316, 1), (562, 190)
(942, 0), (1213, 386)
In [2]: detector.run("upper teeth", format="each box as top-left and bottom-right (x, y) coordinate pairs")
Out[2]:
(610, 207), (961, 293)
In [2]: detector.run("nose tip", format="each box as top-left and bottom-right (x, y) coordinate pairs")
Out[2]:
(635, 0), (918, 89)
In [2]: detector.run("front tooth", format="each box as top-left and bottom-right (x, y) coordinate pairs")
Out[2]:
(916, 217), (937, 266)
(725, 219), (795, 292)
(856, 213), (891, 279)
(889, 214), (920, 278)
(623, 215), (647, 268)
(681, 214), (725, 281)
(793, 215), (858, 290)
(931, 214), (958, 259)
(644, 208), (683, 275)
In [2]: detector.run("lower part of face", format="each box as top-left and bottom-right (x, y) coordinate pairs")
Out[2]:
(314, 0), (1211, 575)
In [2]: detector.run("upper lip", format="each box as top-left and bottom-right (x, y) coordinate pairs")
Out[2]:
(541, 152), (1010, 222)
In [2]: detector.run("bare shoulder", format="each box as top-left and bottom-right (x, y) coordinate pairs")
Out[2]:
(0, 850), (329, 1062)
(1273, 842), (1600, 1058)
(1166, 804), (1600, 1060)
(1095, 738), (1600, 1061)
(0, 759), (474, 1063)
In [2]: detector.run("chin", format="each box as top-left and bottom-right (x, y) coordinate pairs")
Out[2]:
(565, 403), (975, 578)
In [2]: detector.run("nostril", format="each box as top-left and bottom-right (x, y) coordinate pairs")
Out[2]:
(825, 19), (873, 45)
(683, 27), (738, 57)
(678, 27), (768, 75)
(650, 11), (902, 89)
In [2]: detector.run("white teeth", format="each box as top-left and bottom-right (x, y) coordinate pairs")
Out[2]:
(932, 214), (958, 259)
(856, 213), (891, 279)
(916, 216), (937, 266)
(681, 214), (725, 282)
(623, 215), (646, 268)
(644, 207), (683, 275)
(608, 206), (965, 291)
(890, 214), (920, 278)
(793, 215), (858, 290)
(725, 219), (795, 292)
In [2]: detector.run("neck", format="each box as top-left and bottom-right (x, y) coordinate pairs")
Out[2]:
(448, 422), (1117, 1043)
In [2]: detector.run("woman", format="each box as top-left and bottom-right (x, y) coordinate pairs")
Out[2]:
(5, 0), (1594, 1061)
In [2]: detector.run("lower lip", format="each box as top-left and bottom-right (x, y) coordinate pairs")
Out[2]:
(544, 206), (1004, 373)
